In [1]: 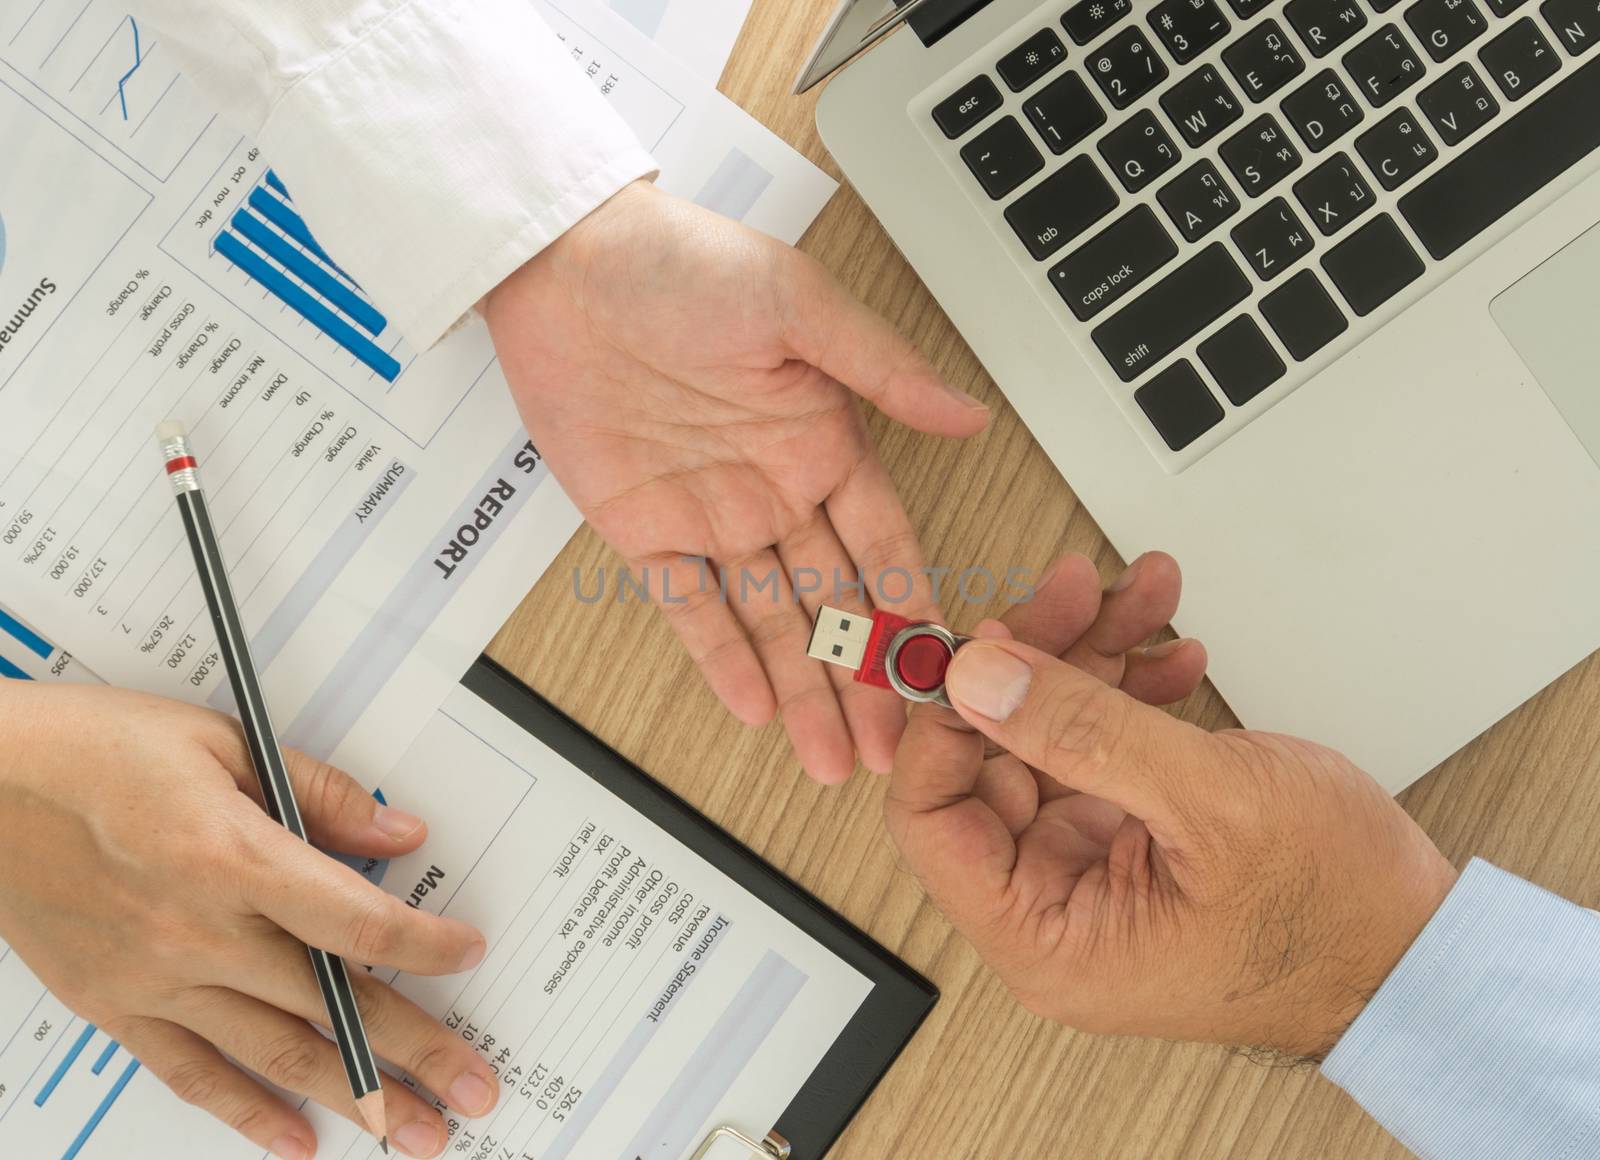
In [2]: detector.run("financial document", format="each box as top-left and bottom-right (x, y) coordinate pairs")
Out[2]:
(0, 604), (93, 685)
(0, 681), (873, 1160)
(0, 0), (836, 779)
(608, 0), (756, 82)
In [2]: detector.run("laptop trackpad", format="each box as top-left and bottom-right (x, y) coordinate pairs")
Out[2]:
(1492, 222), (1600, 464)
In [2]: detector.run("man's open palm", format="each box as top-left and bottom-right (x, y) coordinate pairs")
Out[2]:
(485, 182), (989, 783)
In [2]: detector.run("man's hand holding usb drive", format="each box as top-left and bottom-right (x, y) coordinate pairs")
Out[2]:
(885, 551), (1457, 1059)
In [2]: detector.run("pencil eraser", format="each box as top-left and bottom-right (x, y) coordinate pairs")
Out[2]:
(155, 419), (188, 443)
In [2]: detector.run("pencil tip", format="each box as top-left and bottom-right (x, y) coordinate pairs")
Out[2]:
(355, 1091), (388, 1148)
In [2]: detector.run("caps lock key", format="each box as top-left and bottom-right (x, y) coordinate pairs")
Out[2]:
(1049, 206), (1180, 321)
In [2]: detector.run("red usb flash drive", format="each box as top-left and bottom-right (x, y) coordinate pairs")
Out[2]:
(807, 605), (970, 708)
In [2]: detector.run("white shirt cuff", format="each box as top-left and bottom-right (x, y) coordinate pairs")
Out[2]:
(256, 0), (657, 349)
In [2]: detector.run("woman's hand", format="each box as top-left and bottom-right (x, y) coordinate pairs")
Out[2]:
(886, 551), (1457, 1059)
(0, 683), (500, 1159)
(485, 181), (989, 785)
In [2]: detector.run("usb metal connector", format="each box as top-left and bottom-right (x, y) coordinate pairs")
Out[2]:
(806, 605), (874, 670)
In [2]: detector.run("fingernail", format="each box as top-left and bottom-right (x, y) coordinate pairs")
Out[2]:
(946, 644), (1032, 721)
(1109, 554), (1146, 593)
(372, 804), (424, 841)
(447, 1070), (497, 1116)
(457, 938), (486, 972)
(269, 1137), (310, 1160)
(1142, 638), (1189, 659)
(392, 1120), (443, 1158)
(939, 377), (988, 410)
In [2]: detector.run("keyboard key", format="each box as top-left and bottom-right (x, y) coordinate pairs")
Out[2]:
(1158, 159), (1242, 240)
(1355, 107), (1439, 188)
(1224, 20), (1308, 102)
(1483, 0), (1530, 13)
(1160, 64), (1244, 146)
(1024, 72), (1108, 154)
(1320, 213), (1425, 314)
(1049, 205), (1181, 320)
(1369, 0), (1403, 9)
(960, 117), (1045, 199)
(1198, 316), (1286, 403)
(1063, 0), (1133, 46)
(1260, 270), (1349, 359)
(1088, 27), (1170, 109)
(1135, 361), (1225, 450)
(1417, 62), (1500, 144)
(1231, 196), (1316, 279)
(1150, 0), (1232, 65)
(1219, 114), (1304, 195)
(1284, 0), (1368, 57)
(1092, 243), (1251, 380)
(998, 28), (1069, 91)
(933, 75), (1003, 139)
(1479, 18), (1560, 99)
(1281, 69), (1366, 150)
(1405, 0), (1488, 63)
(1098, 110), (1183, 191)
(1543, 0), (1600, 56)
(1400, 56), (1600, 258)
(1294, 152), (1375, 234)
(1004, 156), (1120, 259)
(1224, 0), (1277, 17)
(1343, 25), (1426, 106)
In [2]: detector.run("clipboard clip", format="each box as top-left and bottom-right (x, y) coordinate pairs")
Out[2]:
(690, 1126), (792, 1159)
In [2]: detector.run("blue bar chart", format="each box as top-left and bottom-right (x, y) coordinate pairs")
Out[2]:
(89, 1041), (119, 1077)
(33, 1025), (97, 1108)
(161, 150), (497, 448)
(0, 604), (53, 681)
(61, 1058), (140, 1160)
(0, 920), (246, 1158)
(0, 602), (93, 683)
(212, 177), (402, 382)
(0, 1015), (143, 1160)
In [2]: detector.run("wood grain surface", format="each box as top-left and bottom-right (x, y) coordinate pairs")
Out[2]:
(487, 5), (1600, 1156)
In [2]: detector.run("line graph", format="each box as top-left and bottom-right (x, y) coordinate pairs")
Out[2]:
(114, 15), (140, 121)
(1, 0), (212, 179)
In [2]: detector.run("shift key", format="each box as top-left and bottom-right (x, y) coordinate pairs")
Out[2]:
(1092, 243), (1251, 381)
(1050, 206), (1179, 321)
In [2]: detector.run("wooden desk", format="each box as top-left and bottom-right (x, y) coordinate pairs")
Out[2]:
(489, 5), (1600, 1156)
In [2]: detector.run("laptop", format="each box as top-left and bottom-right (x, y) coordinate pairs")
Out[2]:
(797, 0), (1600, 791)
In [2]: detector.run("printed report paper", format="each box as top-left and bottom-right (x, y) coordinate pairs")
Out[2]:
(0, 657), (873, 1160)
(0, 0), (836, 781)
(605, 0), (757, 82)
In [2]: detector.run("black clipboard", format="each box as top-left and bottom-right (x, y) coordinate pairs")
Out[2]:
(461, 657), (938, 1160)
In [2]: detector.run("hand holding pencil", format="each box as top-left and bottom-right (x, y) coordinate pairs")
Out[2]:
(91, 421), (495, 1157)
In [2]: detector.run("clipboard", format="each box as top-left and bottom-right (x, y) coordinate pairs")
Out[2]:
(462, 657), (939, 1159)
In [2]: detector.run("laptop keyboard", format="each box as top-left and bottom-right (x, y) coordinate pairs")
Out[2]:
(929, 0), (1600, 462)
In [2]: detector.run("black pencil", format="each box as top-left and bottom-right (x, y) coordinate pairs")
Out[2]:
(156, 421), (388, 1152)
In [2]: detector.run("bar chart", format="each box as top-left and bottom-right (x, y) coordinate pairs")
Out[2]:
(215, 175), (401, 383)
(0, 989), (148, 1160)
(0, 603), (89, 683)
(159, 152), (495, 448)
(0, 0), (214, 180)
(0, 604), (53, 680)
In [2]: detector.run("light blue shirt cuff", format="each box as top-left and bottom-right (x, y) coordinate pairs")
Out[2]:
(1322, 858), (1600, 1160)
